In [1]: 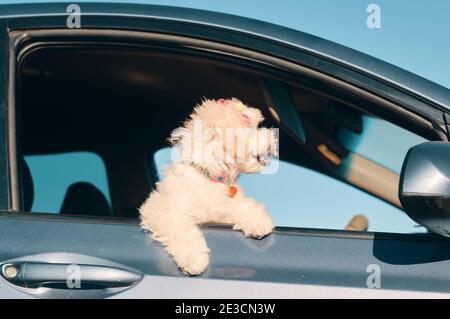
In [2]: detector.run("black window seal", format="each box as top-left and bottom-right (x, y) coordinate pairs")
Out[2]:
(0, 21), (9, 211)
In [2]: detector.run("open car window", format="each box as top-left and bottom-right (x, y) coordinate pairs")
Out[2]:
(16, 43), (435, 234)
(154, 134), (425, 234)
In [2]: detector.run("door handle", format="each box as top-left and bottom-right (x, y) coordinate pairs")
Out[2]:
(1, 262), (142, 289)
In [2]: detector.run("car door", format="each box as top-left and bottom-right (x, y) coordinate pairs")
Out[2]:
(1, 2), (450, 299)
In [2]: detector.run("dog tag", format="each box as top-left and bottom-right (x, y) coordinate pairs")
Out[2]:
(228, 186), (238, 198)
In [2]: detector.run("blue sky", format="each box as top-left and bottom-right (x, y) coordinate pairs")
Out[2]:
(3, 0), (450, 89)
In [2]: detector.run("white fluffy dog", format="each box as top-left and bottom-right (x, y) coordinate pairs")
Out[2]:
(139, 98), (277, 275)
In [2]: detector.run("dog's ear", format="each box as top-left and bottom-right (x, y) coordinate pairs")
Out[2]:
(245, 107), (264, 126)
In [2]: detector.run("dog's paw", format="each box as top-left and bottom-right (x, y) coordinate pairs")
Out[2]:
(174, 250), (209, 276)
(238, 217), (274, 239)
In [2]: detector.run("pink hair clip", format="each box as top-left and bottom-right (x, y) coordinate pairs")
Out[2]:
(241, 114), (251, 126)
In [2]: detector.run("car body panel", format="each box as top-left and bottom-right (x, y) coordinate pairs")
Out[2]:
(1, 213), (450, 298)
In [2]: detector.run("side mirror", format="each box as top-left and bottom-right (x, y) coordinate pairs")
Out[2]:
(400, 142), (450, 237)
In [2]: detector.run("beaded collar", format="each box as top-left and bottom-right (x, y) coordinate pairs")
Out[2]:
(190, 163), (238, 198)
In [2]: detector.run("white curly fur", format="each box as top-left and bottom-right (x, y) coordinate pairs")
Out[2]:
(139, 98), (277, 275)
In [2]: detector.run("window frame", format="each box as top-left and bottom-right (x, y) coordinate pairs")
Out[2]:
(0, 29), (440, 244)
(0, 21), (10, 211)
(8, 29), (444, 215)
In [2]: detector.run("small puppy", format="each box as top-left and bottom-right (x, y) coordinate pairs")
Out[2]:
(139, 98), (277, 275)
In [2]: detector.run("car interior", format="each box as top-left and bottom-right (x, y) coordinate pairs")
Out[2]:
(16, 44), (437, 227)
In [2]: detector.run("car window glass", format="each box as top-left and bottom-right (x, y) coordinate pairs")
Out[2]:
(338, 116), (426, 173)
(24, 152), (110, 214)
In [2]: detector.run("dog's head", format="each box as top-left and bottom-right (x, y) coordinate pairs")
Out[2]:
(170, 98), (278, 180)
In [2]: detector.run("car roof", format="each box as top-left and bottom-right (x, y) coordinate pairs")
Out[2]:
(1, 1), (450, 111)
